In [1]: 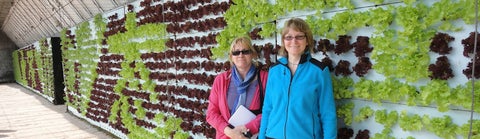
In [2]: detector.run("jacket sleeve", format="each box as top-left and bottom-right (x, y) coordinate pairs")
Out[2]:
(318, 68), (337, 139)
(259, 71), (274, 139)
(244, 71), (268, 134)
(206, 74), (229, 135)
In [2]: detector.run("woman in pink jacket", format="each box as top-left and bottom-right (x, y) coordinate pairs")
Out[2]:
(206, 36), (268, 139)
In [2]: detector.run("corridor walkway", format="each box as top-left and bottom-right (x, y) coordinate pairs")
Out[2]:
(0, 83), (115, 139)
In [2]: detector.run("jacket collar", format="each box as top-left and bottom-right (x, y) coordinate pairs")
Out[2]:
(279, 52), (311, 65)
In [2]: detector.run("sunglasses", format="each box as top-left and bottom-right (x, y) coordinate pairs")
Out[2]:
(284, 35), (306, 41)
(232, 49), (252, 56)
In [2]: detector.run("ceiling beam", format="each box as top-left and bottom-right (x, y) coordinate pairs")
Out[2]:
(12, 4), (33, 45)
(11, 15), (28, 46)
(79, 0), (93, 17)
(34, 0), (59, 35)
(110, 0), (119, 7)
(57, 1), (74, 27)
(46, 0), (67, 28)
(27, 0), (54, 37)
(2, 0), (134, 47)
(58, 10), (73, 28)
(18, 0), (42, 43)
(91, 0), (104, 12)
(64, 0), (86, 21)
(50, 0), (76, 28)
(10, 16), (23, 41)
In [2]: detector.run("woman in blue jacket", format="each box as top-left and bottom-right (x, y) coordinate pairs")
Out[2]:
(259, 18), (337, 139)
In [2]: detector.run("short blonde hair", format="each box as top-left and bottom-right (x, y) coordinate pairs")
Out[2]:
(228, 36), (259, 66)
(279, 18), (315, 56)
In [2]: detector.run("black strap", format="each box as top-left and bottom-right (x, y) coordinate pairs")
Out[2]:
(257, 70), (264, 112)
(251, 70), (264, 115)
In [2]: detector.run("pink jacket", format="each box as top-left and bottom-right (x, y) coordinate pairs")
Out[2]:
(206, 69), (268, 139)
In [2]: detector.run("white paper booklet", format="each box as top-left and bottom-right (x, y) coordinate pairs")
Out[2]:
(228, 105), (256, 126)
(228, 105), (258, 138)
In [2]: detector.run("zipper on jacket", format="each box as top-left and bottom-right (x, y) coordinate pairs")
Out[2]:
(284, 64), (296, 139)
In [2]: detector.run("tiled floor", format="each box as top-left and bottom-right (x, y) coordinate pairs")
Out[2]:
(0, 83), (115, 139)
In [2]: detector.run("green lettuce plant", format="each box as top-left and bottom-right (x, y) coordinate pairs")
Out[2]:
(328, 10), (368, 39)
(364, 0), (384, 4)
(306, 16), (331, 37)
(451, 80), (480, 113)
(103, 11), (190, 138)
(354, 106), (374, 122)
(337, 102), (354, 126)
(73, 20), (100, 116)
(37, 38), (54, 97)
(399, 111), (423, 131)
(17, 51), (27, 85)
(372, 129), (395, 139)
(375, 109), (398, 128)
(419, 80), (452, 112)
(27, 51), (36, 89)
(332, 76), (354, 99)
(366, 7), (394, 35)
(134, 100), (146, 120)
(457, 120), (480, 138)
(422, 115), (457, 139)
(370, 4), (436, 83)
(352, 78), (375, 100)
(372, 110), (397, 139)
(459, 0), (480, 24)
(213, 0), (279, 59)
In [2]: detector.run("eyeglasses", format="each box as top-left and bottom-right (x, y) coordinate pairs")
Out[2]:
(284, 35), (306, 41)
(232, 49), (252, 56)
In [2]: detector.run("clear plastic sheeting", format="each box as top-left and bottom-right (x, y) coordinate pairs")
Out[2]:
(0, 0), (135, 48)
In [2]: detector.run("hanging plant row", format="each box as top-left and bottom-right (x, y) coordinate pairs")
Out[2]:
(342, 105), (480, 138)
(58, 0), (236, 138)
(13, 40), (56, 103)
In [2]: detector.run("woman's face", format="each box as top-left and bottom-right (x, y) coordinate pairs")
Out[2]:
(284, 28), (307, 57)
(230, 43), (253, 70)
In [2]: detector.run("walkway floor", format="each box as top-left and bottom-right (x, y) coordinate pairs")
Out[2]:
(0, 83), (116, 139)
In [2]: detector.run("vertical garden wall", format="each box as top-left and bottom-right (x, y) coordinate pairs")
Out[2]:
(12, 0), (480, 138)
(12, 38), (63, 104)
(60, 0), (228, 138)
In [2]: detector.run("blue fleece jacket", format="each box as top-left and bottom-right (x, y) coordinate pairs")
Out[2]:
(259, 53), (337, 139)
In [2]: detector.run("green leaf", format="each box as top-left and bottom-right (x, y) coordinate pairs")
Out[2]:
(354, 106), (374, 122)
